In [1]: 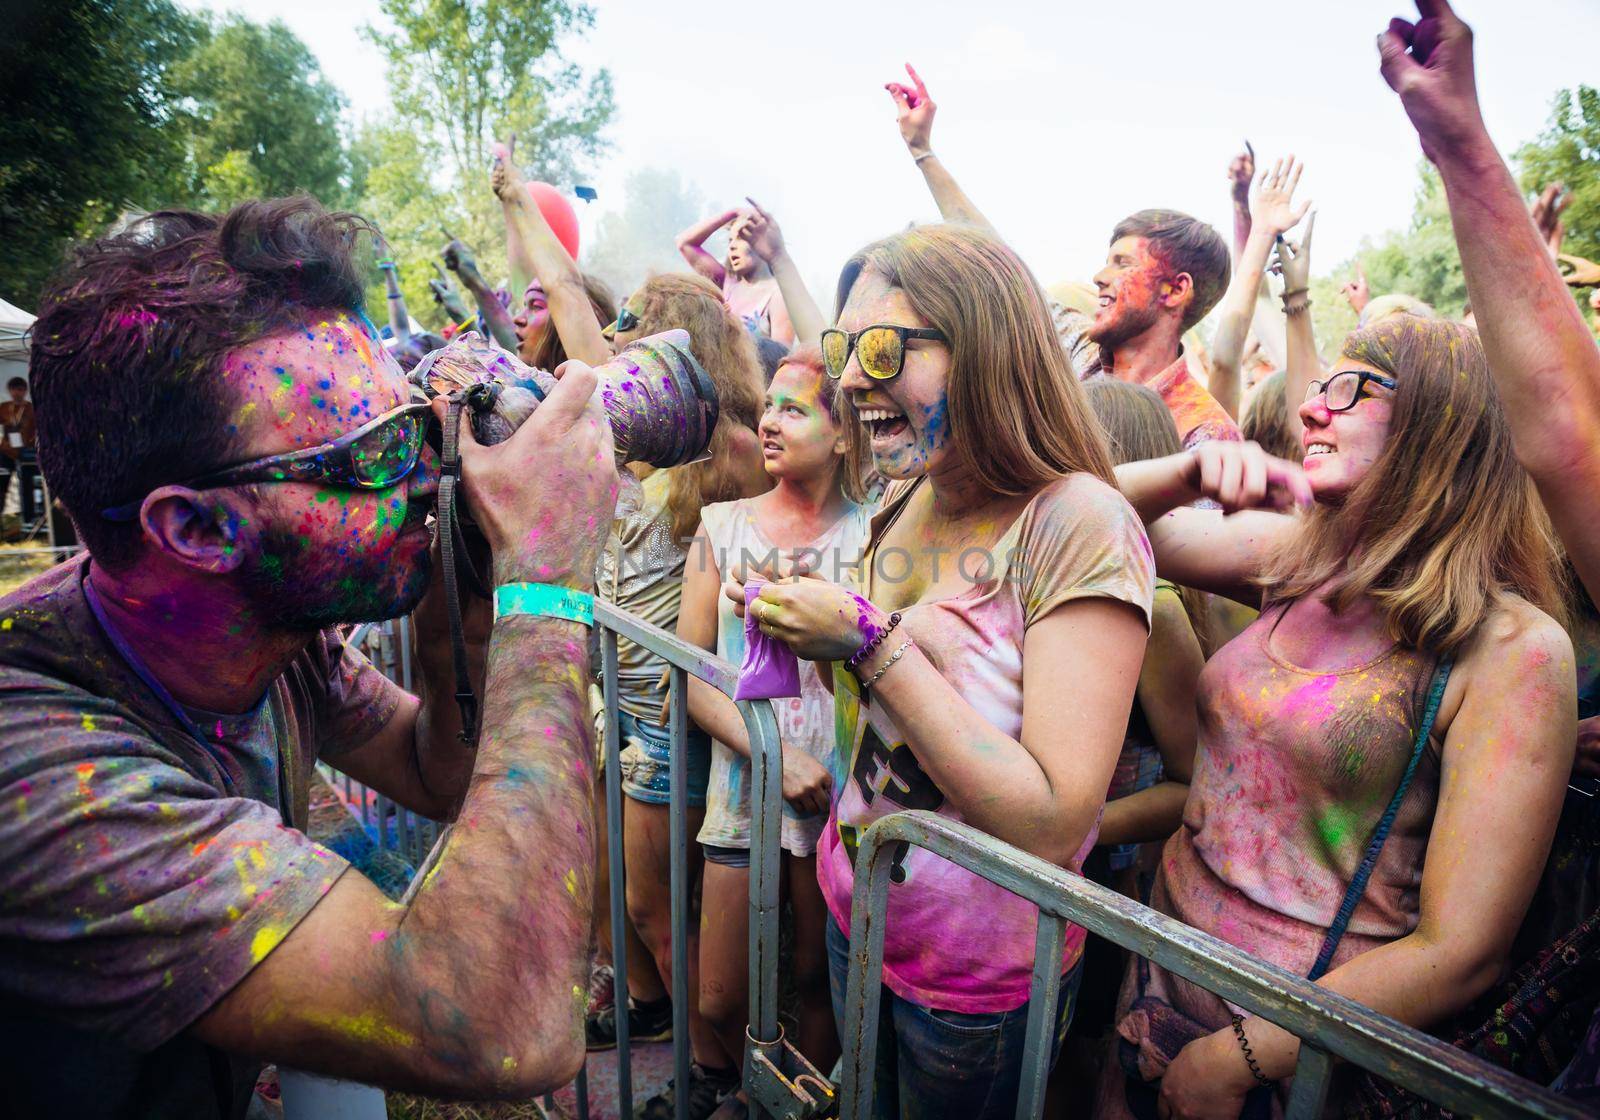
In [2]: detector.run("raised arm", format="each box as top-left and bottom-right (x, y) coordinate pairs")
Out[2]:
(1115, 442), (1308, 605)
(428, 263), (473, 327)
(734, 199), (826, 345)
(1274, 213), (1324, 446)
(1211, 157), (1312, 420)
(1377, 0), (1600, 601)
(885, 64), (995, 233)
(192, 367), (619, 1098)
(441, 237), (521, 353)
(675, 209), (738, 286)
(491, 142), (611, 367)
(1227, 142), (1256, 259)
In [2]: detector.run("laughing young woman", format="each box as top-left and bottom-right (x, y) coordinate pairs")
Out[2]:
(729, 224), (1155, 1119)
(1101, 315), (1574, 1120)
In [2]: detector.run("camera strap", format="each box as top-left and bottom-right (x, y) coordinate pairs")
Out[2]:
(438, 392), (488, 744)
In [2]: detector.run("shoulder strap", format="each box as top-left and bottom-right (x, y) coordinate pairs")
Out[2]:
(268, 680), (307, 832)
(1307, 654), (1454, 981)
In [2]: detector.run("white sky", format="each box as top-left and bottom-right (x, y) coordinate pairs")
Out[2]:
(185, 0), (1600, 299)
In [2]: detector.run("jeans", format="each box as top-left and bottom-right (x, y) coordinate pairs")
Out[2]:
(616, 710), (711, 807)
(0, 459), (38, 524)
(825, 918), (1082, 1120)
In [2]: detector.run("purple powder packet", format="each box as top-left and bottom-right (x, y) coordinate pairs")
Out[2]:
(734, 578), (802, 700)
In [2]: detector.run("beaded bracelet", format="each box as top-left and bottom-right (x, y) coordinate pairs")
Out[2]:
(1230, 1014), (1274, 1088)
(862, 637), (914, 689)
(847, 611), (902, 670)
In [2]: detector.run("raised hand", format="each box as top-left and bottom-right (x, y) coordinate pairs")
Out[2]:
(1227, 141), (1255, 204)
(1376, 0), (1485, 163)
(732, 197), (786, 263)
(440, 236), (480, 280)
(1274, 213), (1317, 293)
(1530, 183), (1570, 258)
(1249, 156), (1312, 238)
(489, 134), (524, 204)
(1340, 262), (1371, 314)
(885, 62), (936, 157)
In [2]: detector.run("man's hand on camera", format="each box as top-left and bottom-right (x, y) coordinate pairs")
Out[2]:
(433, 361), (619, 590)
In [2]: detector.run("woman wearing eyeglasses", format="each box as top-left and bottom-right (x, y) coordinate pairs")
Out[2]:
(1098, 315), (1573, 1119)
(729, 224), (1154, 1118)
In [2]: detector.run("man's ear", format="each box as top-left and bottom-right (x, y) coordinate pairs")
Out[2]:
(1161, 271), (1196, 319)
(137, 487), (258, 575)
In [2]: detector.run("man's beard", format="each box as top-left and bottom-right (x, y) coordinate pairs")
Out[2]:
(239, 526), (433, 631)
(1086, 297), (1163, 351)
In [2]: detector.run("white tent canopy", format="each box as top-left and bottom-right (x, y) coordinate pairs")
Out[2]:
(0, 298), (34, 366)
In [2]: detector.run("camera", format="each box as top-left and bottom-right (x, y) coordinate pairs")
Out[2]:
(410, 328), (720, 467)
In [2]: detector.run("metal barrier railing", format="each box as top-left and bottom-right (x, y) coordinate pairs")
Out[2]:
(313, 605), (832, 1119)
(841, 810), (1586, 1120)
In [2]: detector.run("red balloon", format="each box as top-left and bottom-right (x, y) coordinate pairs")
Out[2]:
(526, 181), (580, 260)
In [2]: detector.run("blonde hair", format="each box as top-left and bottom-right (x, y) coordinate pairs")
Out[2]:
(1241, 371), (1302, 463)
(1258, 317), (1564, 654)
(773, 344), (867, 503)
(1084, 378), (1213, 653)
(624, 273), (765, 542)
(835, 225), (1115, 494)
(1360, 293), (1436, 326)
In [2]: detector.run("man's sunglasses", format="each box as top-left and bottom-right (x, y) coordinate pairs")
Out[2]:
(1304, 370), (1397, 413)
(101, 401), (431, 521)
(820, 324), (948, 381)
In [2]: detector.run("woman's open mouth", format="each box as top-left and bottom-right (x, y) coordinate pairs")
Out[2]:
(858, 407), (908, 441)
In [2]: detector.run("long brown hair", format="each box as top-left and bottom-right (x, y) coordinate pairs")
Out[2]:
(520, 273), (617, 371)
(1084, 378), (1213, 652)
(1258, 317), (1565, 654)
(834, 224), (1114, 494)
(623, 273), (765, 541)
(1240, 370), (1302, 463)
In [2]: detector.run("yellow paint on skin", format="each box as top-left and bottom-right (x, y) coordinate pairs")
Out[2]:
(251, 925), (286, 963)
(305, 1009), (418, 1048)
(1, 617), (11, 630)
(564, 869), (578, 897)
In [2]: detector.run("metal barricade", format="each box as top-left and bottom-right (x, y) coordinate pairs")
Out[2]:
(315, 605), (831, 1118)
(840, 810), (1587, 1120)
(595, 599), (833, 1120)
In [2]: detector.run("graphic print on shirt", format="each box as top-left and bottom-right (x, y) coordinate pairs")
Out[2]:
(840, 722), (944, 881)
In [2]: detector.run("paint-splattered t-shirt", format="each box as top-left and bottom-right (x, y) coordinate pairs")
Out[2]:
(696, 497), (871, 855)
(0, 557), (403, 1118)
(818, 474), (1154, 1013)
(1083, 349), (1241, 450)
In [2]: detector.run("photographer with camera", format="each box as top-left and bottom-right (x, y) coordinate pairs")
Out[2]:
(0, 197), (620, 1117)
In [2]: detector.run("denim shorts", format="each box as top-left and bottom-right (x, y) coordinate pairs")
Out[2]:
(617, 710), (711, 807)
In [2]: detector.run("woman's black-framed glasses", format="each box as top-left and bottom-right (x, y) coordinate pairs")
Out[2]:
(100, 401), (432, 521)
(1304, 369), (1397, 412)
(820, 324), (949, 381)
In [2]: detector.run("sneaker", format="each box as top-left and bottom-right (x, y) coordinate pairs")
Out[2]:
(634, 1062), (739, 1120)
(587, 993), (672, 1051)
(587, 961), (615, 1017)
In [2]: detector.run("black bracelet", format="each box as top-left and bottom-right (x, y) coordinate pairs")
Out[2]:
(1230, 1014), (1274, 1088)
(847, 611), (902, 669)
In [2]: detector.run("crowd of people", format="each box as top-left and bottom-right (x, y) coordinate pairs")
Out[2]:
(5, 2), (1600, 1119)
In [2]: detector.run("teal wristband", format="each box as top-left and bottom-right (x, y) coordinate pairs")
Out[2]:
(493, 582), (595, 626)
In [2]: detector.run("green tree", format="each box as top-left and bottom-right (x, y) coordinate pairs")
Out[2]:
(0, 0), (201, 305)
(356, 0), (615, 325)
(175, 16), (354, 210)
(1518, 85), (1600, 266)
